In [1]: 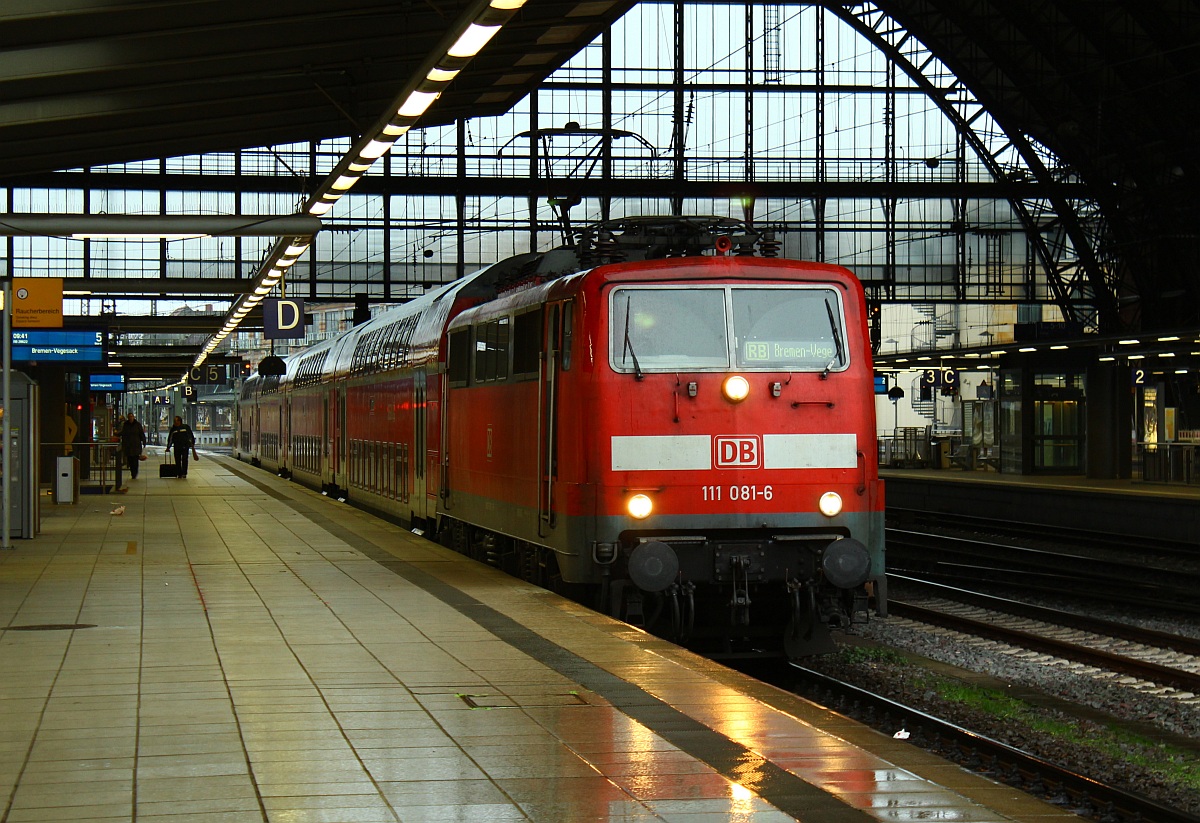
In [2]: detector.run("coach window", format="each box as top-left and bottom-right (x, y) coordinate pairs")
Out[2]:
(512, 308), (543, 378)
(474, 317), (511, 383)
(447, 328), (470, 386)
(561, 302), (574, 370)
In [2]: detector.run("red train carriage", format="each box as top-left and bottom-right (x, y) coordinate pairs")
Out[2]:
(237, 217), (885, 656)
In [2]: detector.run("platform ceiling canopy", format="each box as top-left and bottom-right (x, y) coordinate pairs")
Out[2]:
(2, 0), (1198, 330)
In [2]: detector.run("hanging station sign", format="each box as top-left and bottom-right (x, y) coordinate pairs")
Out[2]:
(12, 329), (103, 362)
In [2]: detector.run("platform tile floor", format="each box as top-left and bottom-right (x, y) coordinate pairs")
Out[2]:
(0, 453), (1078, 822)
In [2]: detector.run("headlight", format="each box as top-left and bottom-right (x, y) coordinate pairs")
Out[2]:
(627, 493), (653, 519)
(723, 374), (750, 403)
(818, 491), (843, 517)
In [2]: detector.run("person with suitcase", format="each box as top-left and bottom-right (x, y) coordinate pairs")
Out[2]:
(165, 416), (198, 478)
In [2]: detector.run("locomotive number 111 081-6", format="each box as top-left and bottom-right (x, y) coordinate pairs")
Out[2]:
(702, 485), (774, 501)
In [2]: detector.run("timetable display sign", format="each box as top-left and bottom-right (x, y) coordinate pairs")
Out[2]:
(11, 329), (104, 362)
(13, 330), (103, 346)
(90, 374), (126, 391)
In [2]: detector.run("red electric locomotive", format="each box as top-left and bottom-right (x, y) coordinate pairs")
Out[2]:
(236, 217), (886, 656)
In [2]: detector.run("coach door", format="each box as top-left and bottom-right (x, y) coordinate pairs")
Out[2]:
(416, 368), (434, 521)
(538, 302), (571, 534)
(282, 398), (291, 471)
(324, 388), (343, 488)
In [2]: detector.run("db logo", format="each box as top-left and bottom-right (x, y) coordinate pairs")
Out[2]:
(715, 435), (761, 468)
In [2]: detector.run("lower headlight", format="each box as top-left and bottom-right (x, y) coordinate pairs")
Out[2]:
(818, 491), (843, 517)
(627, 493), (653, 519)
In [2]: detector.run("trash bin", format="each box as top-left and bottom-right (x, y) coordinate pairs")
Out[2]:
(934, 439), (952, 470)
(55, 456), (79, 504)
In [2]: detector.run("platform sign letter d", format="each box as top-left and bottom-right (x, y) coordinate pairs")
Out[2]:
(263, 298), (306, 339)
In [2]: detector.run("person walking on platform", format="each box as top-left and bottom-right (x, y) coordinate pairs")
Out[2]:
(118, 412), (147, 480)
(165, 415), (197, 478)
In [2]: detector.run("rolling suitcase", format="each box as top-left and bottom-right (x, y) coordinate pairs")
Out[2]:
(159, 454), (179, 478)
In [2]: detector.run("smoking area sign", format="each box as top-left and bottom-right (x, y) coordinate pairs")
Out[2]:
(12, 277), (64, 328)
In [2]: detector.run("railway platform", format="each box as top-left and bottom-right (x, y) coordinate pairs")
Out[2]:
(882, 467), (1200, 544)
(0, 453), (1078, 822)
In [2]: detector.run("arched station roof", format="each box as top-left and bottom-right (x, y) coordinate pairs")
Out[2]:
(2, 0), (1197, 330)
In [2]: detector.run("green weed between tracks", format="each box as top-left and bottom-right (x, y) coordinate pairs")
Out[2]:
(827, 648), (1200, 790)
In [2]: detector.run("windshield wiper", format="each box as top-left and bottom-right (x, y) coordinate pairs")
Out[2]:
(622, 297), (644, 380)
(822, 298), (845, 380)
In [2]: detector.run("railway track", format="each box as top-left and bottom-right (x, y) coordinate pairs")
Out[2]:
(781, 575), (1200, 820)
(886, 526), (1200, 614)
(887, 586), (1200, 698)
(797, 511), (1200, 818)
(789, 663), (1200, 823)
(888, 507), (1200, 561)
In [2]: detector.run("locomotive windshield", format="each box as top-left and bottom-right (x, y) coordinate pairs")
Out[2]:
(611, 285), (846, 373)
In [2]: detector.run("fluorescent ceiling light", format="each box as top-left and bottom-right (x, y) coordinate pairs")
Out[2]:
(64, 290), (92, 296)
(1051, 345), (1068, 350)
(308, 201), (334, 216)
(381, 123), (411, 137)
(1158, 352), (1176, 357)
(1019, 347), (1035, 352)
(1099, 356), (1115, 361)
(284, 243), (309, 256)
(359, 139), (396, 160)
(331, 174), (359, 191)
(72, 233), (204, 240)
(490, 0), (527, 8)
(448, 23), (501, 57)
(1159, 335), (1180, 341)
(426, 67), (460, 83)
(398, 90), (440, 117)
(1119, 338), (1139, 345)
(1128, 354), (1145, 360)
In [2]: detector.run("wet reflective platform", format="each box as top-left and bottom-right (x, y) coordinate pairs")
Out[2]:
(0, 454), (1078, 821)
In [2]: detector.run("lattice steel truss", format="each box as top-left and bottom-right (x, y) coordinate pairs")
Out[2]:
(2, 1), (1112, 336)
